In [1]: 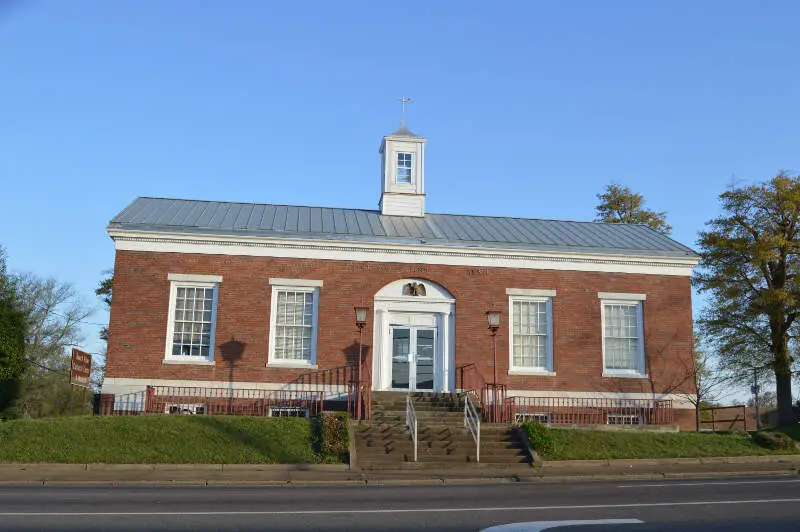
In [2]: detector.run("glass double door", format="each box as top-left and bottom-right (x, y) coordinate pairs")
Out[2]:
(390, 325), (436, 391)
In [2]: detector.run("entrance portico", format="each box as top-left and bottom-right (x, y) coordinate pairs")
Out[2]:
(371, 279), (456, 392)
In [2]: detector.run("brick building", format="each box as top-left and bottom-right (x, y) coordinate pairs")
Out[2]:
(103, 124), (699, 428)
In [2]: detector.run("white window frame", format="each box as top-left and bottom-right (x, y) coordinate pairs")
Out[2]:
(268, 407), (310, 418)
(396, 152), (413, 184)
(508, 291), (555, 375)
(514, 412), (552, 425)
(267, 279), (322, 368)
(165, 403), (207, 415)
(606, 413), (642, 425)
(600, 295), (646, 378)
(164, 274), (221, 365)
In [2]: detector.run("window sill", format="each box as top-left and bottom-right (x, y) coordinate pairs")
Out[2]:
(602, 372), (649, 379)
(508, 369), (556, 376)
(162, 359), (215, 366)
(266, 362), (319, 370)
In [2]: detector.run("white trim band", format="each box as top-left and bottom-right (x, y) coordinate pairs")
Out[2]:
(598, 292), (647, 301)
(506, 288), (557, 297)
(102, 377), (347, 395)
(162, 359), (216, 366)
(111, 230), (698, 277)
(269, 278), (324, 287)
(508, 369), (557, 376)
(167, 273), (223, 283)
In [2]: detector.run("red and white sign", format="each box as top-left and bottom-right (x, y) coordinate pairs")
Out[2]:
(70, 348), (92, 388)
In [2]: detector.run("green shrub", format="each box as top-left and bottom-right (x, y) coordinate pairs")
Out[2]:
(522, 421), (555, 456)
(752, 430), (796, 450)
(313, 412), (349, 462)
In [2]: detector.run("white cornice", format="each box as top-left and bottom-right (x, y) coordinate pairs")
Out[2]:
(269, 278), (324, 287)
(109, 229), (698, 276)
(168, 273), (223, 283)
(506, 288), (557, 297)
(598, 292), (647, 301)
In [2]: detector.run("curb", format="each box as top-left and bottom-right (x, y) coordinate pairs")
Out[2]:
(0, 463), (350, 473)
(0, 469), (797, 487)
(1, 455), (798, 487)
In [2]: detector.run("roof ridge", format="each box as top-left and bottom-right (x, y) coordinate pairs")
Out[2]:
(136, 196), (378, 214)
(135, 196), (666, 229)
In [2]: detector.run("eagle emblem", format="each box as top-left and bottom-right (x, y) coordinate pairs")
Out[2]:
(402, 282), (426, 296)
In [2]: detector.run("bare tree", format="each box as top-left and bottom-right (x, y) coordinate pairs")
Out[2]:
(659, 334), (733, 431)
(685, 341), (733, 431)
(747, 390), (777, 409)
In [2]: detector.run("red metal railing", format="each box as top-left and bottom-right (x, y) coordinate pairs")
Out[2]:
(458, 363), (487, 394)
(97, 386), (330, 417)
(481, 383), (507, 423)
(458, 364), (508, 423)
(345, 352), (373, 421)
(501, 396), (674, 425)
(147, 386), (327, 416)
(359, 351), (373, 421)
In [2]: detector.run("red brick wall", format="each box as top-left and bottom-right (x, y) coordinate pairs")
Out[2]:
(107, 250), (696, 397)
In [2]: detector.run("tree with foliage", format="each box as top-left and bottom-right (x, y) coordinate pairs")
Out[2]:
(12, 273), (93, 417)
(595, 183), (672, 235)
(694, 172), (800, 426)
(93, 269), (113, 390)
(0, 246), (26, 415)
(95, 270), (112, 342)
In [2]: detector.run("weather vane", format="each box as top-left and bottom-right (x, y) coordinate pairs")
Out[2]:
(397, 96), (412, 126)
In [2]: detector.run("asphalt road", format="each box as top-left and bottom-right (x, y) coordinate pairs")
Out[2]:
(1, 476), (799, 531)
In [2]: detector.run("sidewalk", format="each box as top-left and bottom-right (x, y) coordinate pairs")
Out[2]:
(1, 456), (799, 486)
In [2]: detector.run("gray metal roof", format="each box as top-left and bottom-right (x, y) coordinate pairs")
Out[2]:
(387, 125), (423, 138)
(109, 197), (696, 258)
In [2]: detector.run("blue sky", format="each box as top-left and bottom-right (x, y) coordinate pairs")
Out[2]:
(1, 1), (798, 369)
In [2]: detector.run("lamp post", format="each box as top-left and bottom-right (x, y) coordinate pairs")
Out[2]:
(486, 310), (502, 422)
(486, 310), (501, 385)
(354, 306), (369, 420)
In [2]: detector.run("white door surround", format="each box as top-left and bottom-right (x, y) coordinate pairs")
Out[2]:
(372, 278), (456, 392)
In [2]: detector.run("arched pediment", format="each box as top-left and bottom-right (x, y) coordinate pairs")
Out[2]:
(374, 278), (454, 302)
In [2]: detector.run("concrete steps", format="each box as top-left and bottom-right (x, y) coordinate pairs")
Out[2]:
(353, 392), (531, 471)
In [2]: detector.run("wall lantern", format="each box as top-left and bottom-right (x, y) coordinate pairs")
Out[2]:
(354, 306), (369, 329)
(486, 310), (501, 333)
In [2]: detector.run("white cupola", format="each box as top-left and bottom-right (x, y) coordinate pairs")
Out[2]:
(379, 124), (427, 217)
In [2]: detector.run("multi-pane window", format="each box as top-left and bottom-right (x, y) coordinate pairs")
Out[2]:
(166, 280), (218, 362)
(268, 282), (320, 366)
(602, 302), (644, 374)
(396, 152), (412, 184)
(273, 290), (314, 361)
(511, 298), (552, 371)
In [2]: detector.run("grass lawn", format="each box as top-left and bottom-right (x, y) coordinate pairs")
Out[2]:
(0, 415), (331, 464)
(536, 428), (800, 461)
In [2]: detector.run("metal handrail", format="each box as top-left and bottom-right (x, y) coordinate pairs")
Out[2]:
(464, 392), (481, 463)
(406, 393), (418, 462)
